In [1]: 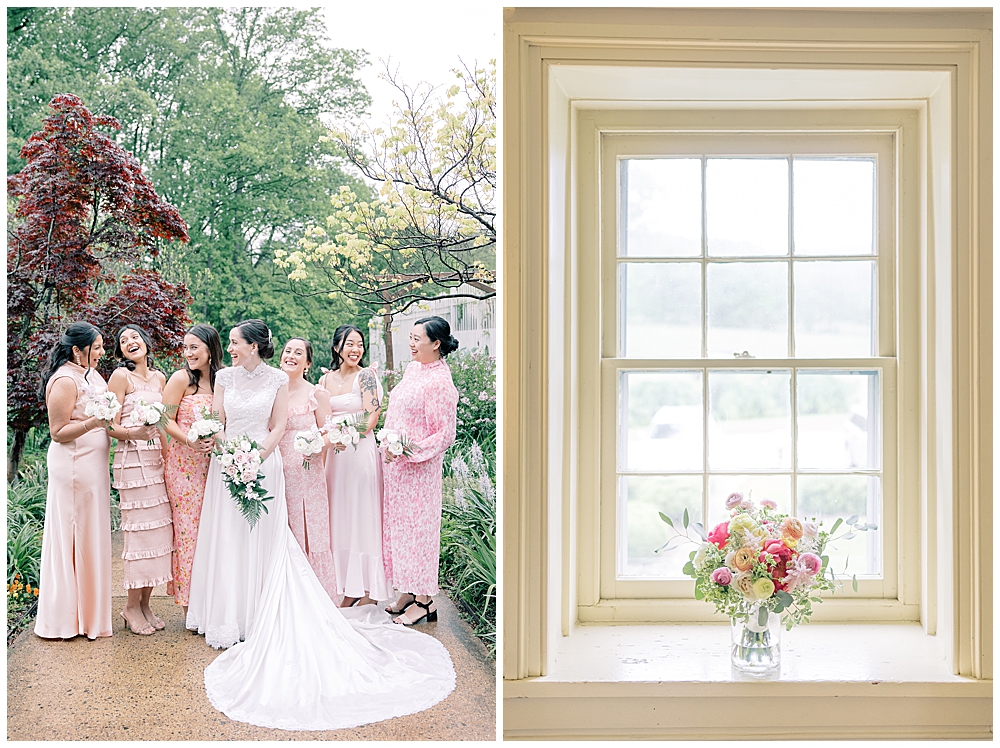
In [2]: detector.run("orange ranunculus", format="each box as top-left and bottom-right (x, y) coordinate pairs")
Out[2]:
(733, 546), (756, 572)
(780, 517), (804, 540)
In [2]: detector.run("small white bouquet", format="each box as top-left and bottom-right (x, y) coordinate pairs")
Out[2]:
(323, 412), (368, 453)
(84, 390), (121, 429)
(292, 427), (326, 469)
(214, 436), (273, 529)
(187, 406), (223, 447)
(376, 428), (418, 461)
(123, 399), (174, 446)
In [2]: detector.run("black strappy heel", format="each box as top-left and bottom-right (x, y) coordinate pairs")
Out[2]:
(392, 598), (437, 626)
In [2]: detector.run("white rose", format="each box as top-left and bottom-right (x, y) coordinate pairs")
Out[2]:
(693, 542), (712, 569)
(387, 441), (404, 456)
(732, 571), (758, 599)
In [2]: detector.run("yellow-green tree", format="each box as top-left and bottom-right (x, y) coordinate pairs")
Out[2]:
(277, 61), (495, 369)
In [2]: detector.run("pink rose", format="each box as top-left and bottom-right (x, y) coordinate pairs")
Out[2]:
(710, 567), (732, 586)
(799, 553), (822, 575)
(739, 498), (753, 509)
(760, 499), (777, 510)
(707, 521), (730, 550)
(803, 521), (819, 538)
(725, 492), (744, 510)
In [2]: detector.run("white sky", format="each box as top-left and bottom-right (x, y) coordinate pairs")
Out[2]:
(322, 1), (500, 128)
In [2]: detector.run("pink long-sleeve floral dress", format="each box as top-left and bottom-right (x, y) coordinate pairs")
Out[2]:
(381, 358), (459, 596)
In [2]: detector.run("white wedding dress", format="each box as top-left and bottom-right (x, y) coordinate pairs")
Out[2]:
(186, 364), (455, 730)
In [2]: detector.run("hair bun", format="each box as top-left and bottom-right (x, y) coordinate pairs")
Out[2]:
(442, 335), (460, 356)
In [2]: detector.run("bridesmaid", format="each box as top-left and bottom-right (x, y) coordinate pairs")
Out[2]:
(320, 326), (389, 607)
(276, 337), (339, 600)
(381, 316), (459, 625)
(107, 325), (173, 635)
(35, 322), (113, 640)
(162, 323), (222, 615)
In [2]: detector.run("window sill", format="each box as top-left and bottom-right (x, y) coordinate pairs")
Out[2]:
(503, 623), (992, 739)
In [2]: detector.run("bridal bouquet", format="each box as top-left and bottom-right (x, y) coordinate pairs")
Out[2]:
(292, 427), (325, 469)
(659, 492), (876, 630)
(84, 390), (121, 429)
(187, 406), (223, 446)
(214, 437), (273, 529)
(323, 412), (368, 452)
(123, 399), (175, 446)
(376, 428), (417, 461)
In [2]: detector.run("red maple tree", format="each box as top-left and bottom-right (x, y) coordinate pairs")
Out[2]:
(7, 93), (192, 479)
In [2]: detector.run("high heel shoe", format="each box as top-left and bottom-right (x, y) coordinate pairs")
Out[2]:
(120, 611), (154, 636)
(392, 598), (437, 626)
(385, 593), (415, 614)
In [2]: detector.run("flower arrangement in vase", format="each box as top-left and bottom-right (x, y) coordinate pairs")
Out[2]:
(659, 492), (876, 673)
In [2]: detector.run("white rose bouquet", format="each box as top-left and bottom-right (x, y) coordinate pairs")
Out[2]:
(123, 399), (175, 446)
(187, 406), (223, 446)
(376, 428), (417, 462)
(84, 390), (121, 428)
(214, 437), (273, 529)
(323, 412), (368, 453)
(292, 427), (326, 469)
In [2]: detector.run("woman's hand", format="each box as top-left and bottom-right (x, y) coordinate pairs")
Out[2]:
(129, 424), (160, 441)
(187, 435), (214, 454)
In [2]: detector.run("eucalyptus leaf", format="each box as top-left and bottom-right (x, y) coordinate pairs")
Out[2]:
(842, 532), (856, 540)
(830, 518), (843, 534)
(682, 561), (695, 576)
(852, 575), (859, 593)
(683, 508), (690, 528)
(776, 590), (793, 606)
(757, 605), (769, 627)
(691, 521), (707, 540)
(846, 514), (859, 526)
(659, 512), (674, 528)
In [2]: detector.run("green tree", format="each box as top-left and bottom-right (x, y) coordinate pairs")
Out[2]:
(278, 61), (496, 369)
(7, 7), (372, 362)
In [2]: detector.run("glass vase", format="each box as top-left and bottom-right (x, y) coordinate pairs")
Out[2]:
(731, 605), (781, 674)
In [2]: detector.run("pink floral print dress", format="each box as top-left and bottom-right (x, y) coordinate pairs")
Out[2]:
(381, 359), (459, 596)
(164, 392), (213, 606)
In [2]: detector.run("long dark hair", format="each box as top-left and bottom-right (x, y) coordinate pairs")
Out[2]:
(113, 324), (155, 372)
(185, 323), (224, 391)
(233, 319), (275, 359)
(38, 321), (102, 399)
(330, 325), (366, 371)
(415, 316), (459, 357)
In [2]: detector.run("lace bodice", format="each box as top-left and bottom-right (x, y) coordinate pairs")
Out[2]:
(216, 365), (288, 442)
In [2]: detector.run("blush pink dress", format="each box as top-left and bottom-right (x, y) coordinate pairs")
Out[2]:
(276, 385), (338, 601)
(381, 359), (459, 596)
(35, 364), (112, 639)
(112, 371), (174, 590)
(325, 370), (389, 601)
(163, 391), (213, 606)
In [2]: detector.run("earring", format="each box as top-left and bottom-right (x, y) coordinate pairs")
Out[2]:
(74, 353), (81, 366)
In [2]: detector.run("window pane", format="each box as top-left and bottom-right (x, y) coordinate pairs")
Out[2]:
(708, 370), (792, 470)
(622, 475), (702, 578)
(794, 159), (875, 256)
(621, 371), (703, 472)
(706, 158), (788, 257)
(798, 475), (881, 577)
(707, 262), (788, 358)
(797, 371), (880, 471)
(706, 474), (792, 529)
(794, 260), (876, 357)
(623, 158), (702, 257)
(622, 262), (701, 357)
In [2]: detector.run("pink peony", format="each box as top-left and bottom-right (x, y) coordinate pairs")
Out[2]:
(707, 521), (730, 550)
(799, 553), (822, 575)
(710, 567), (732, 586)
(725, 492), (744, 510)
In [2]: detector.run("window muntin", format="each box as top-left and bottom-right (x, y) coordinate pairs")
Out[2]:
(600, 131), (896, 602)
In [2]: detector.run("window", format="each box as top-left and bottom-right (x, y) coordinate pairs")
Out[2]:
(599, 131), (898, 605)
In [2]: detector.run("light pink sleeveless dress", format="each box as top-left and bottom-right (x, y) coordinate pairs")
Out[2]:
(36, 364), (113, 639)
(164, 391), (213, 606)
(111, 371), (173, 590)
(325, 370), (389, 600)
(276, 385), (338, 600)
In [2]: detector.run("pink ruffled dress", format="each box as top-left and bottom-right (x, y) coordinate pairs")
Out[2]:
(111, 371), (173, 590)
(276, 385), (338, 600)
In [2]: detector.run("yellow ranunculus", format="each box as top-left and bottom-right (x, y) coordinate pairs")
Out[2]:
(752, 578), (775, 599)
(729, 514), (757, 535)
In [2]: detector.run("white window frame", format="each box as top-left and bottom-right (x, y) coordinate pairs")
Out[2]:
(582, 117), (912, 617)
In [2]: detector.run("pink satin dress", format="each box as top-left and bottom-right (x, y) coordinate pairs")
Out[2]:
(35, 363), (113, 639)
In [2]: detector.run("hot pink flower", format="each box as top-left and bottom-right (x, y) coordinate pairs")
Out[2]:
(707, 521), (730, 549)
(799, 553), (822, 575)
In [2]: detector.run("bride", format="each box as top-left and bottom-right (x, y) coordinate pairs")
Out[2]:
(186, 319), (455, 730)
